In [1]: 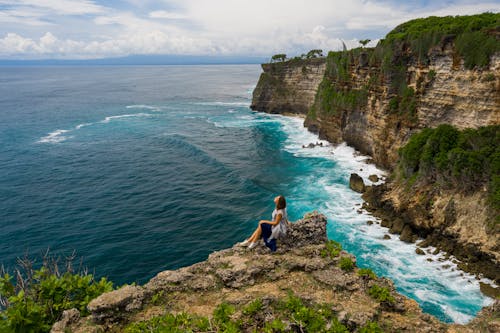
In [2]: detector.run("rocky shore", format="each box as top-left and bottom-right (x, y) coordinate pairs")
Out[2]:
(51, 212), (499, 332)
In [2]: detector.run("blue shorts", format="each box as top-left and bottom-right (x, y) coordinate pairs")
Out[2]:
(261, 223), (277, 252)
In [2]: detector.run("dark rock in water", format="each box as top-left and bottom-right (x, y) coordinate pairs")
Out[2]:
(479, 282), (500, 298)
(383, 234), (391, 240)
(368, 174), (379, 182)
(415, 248), (425, 255)
(381, 219), (391, 228)
(349, 173), (365, 193)
(367, 220), (374, 225)
(400, 225), (416, 243)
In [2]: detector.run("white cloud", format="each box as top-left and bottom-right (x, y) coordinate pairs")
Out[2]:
(0, 0), (499, 59)
(149, 10), (186, 20)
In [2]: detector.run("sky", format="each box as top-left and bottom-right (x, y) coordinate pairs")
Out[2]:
(0, 0), (498, 60)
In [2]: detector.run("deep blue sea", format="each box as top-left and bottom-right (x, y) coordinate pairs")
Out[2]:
(0, 65), (492, 323)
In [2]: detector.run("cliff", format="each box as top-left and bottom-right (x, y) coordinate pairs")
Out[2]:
(250, 58), (326, 115)
(50, 212), (499, 332)
(251, 14), (500, 284)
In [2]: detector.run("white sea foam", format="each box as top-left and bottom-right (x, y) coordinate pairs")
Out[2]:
(38, 129), (71, 143)
(101, 113), (152, 123)
(126, 104), (162, 111)
(195, 101), (251, 107)
(38, 113), (153, 143)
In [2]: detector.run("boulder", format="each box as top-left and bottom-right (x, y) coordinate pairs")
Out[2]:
(349, 173), (366, 193)
(280, 211), (328, 249)
(88, 285), (146, 324)
(368, 174), (379, 182)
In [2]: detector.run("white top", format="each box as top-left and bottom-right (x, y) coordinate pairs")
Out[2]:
(272, 208), (288, 225)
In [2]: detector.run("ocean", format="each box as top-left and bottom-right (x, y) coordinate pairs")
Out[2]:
(0, 65), (492, 323)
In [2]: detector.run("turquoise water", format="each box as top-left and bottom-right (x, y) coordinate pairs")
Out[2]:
(0, 65), (492, 323)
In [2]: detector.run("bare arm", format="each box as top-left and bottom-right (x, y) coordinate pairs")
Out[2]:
(259, 214), (282, 226)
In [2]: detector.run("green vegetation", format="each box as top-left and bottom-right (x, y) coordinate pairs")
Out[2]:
(398, 125), (500, 222)
(357, 268), (377, 280)
(359, 321), (384, 333)
(0, 253), (113, 333)
(339, 257), (355, 272)
(271, 54), (287, 63)
(359, 39), (371, 47)
(321, 240), (342, 258)
(126, 292), (352, 332)
(383, 12), (500, 69)
(368, 285), (395, 304)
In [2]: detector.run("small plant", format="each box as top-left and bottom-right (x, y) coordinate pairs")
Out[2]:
(243, 298), (263, 316)
(358, 268), (377, 279)
(339, 257), (355, 271)
(427, 69), (436, 81)
(369, 284), (395, 304)
(150, 290), (164, 305)
(321, 240), (342, 258)
(263, 318), (286, 332)
(359, 321), (384, 333)
(482, 73), (495, 82)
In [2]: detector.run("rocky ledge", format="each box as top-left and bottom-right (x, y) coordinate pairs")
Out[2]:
(52, 212), (498, 332)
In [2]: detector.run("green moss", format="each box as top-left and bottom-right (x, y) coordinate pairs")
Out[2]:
(359, 321), (384, 333)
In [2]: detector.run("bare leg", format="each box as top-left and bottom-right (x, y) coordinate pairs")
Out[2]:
(247, 225), (262, 242)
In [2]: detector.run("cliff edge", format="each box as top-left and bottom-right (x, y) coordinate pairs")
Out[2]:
(51, 212), (499, 332)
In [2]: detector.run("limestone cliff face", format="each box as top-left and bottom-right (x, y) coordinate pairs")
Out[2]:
(250, 58), (326, 115)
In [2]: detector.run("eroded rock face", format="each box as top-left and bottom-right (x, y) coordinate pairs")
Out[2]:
(50, 308), (80, 333)
(250, 58), (326, 115)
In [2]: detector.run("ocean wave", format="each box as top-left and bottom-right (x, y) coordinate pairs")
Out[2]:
(38, 113), (153, 143)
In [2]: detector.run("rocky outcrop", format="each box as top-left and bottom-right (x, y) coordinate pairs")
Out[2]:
(349, 173), (366, 193)
(54, 212), (499, 332)
(250, 58), (326, 115)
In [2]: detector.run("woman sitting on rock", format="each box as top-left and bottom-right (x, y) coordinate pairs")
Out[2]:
(240, 195), (288, 252)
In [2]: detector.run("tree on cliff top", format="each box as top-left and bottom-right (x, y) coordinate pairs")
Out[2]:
(271, 54), (287, 63)
(359, 39), (371, 47)
(306, 49), (323, 58)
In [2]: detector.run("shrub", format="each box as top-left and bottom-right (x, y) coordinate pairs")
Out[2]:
(0, 253), (113, 333)
(339, 257), (355, 272)
(243, 298), (263, 316)
(359, 321), (384, 333)
(369, 284), (395, 304)
(358, 268), (377, 279)
(321, 240), (342, 258)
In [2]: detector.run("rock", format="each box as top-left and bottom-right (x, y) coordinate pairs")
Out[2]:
(383, 234), (391, 240)
(399, 225), (416, 243)
(349, 173), (366, 193)
(280, 211), (328, 249)
(367, 220), (374, 225)
(415, 248), (425, 255)
(50, 308), (80, 333)
(368, 174), (379, 182)
(88, 285), (146, 324)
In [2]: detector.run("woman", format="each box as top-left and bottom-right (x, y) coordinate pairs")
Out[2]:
(240, 195), (288, 251)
